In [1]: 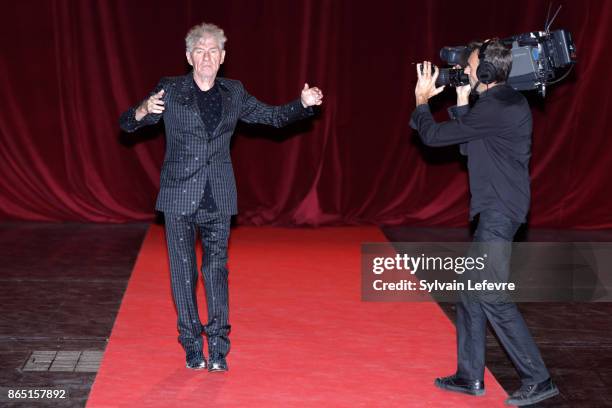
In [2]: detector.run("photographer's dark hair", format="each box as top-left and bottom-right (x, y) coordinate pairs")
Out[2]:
(468, 39), (513, 82)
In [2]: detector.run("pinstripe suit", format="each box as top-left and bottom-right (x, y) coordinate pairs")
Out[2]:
(120, 73), (314, 361)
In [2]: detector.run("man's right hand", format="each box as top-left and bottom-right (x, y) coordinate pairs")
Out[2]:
(452, 63), (471, 107)
(456, 84), (471, 107)
(135, 89), (165, 121)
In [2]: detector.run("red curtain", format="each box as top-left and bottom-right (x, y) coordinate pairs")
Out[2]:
(1, 0), (611, 227)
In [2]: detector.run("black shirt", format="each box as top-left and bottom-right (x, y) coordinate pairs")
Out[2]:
(194, 80), (222, 135)
(410, 85), (532, 223)
(194, 80), (222, 212)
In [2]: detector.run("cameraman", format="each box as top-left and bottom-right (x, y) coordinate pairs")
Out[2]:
(410, 40), (558, 406)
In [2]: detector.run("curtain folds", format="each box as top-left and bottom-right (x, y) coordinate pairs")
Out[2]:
(1, 0), (610, 228)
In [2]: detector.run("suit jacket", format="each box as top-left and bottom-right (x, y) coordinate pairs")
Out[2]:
(120, 73), (314, 215)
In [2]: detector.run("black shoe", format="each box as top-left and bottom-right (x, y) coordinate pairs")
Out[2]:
(434, 374), (485, 396)
(186, 357), (207, 370)
(505, 378), (559, 406)
(208, 356), (228, 372)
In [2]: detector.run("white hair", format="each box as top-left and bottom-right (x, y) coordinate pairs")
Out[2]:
(185, 22), (227, 52)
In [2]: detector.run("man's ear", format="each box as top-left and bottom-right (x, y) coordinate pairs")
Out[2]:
(186, 51), (193, 66)
(220, 50), (226, 65)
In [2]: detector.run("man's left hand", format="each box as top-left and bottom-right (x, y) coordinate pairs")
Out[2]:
(301, 83), (324, 107)
(415, 61), (445, 106)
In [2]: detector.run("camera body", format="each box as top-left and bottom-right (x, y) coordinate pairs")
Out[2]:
(436, 29), (576, 96)
(436, 67), (470, 87)
(436, 46), (471, 87)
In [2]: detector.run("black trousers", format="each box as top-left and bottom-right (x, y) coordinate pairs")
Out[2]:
(456, 209), (550, 385)
(164, 209), (231, 361)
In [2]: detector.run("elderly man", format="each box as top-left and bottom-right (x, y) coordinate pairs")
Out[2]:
(119, 22), (323, 372)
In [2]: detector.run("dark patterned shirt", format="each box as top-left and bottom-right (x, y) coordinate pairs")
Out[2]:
(195, 80), (222, 134)
(194, 80), (222, 212)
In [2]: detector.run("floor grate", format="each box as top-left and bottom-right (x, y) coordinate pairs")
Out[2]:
(22, 350), (103, 372)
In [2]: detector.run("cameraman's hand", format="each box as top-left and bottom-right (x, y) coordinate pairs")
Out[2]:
(452, 64), (470, 106)
(456, 84), (471, 106)
(415, 61), (445, 106)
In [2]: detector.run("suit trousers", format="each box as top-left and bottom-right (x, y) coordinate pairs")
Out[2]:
(456, 209), (550, 385)
(164, 209), (231, 361)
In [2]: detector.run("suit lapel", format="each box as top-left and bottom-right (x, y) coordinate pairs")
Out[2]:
(211, 78), (231, 139)
(179, 74), (207, 135)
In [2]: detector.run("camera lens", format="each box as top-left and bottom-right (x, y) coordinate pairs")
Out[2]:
(436, 68), (451, 86)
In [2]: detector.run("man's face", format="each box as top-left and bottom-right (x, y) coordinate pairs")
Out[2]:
(186, 35), (225, 79)
(464, 50), (480, 91)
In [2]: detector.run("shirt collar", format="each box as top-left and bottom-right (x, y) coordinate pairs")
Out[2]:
(478, 83), (507, 99)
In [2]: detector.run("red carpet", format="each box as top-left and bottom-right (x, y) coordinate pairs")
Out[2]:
(87, 226), (508, 407)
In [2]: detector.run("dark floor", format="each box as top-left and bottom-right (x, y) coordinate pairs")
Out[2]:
(383, 226), (612, 408)
(0, 223), (149, 408)
(1, 223), (611, 407)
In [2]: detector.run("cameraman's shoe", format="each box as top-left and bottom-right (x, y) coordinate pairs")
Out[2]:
(505, 378), (559, 406)
(434, 374), (485, 396)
